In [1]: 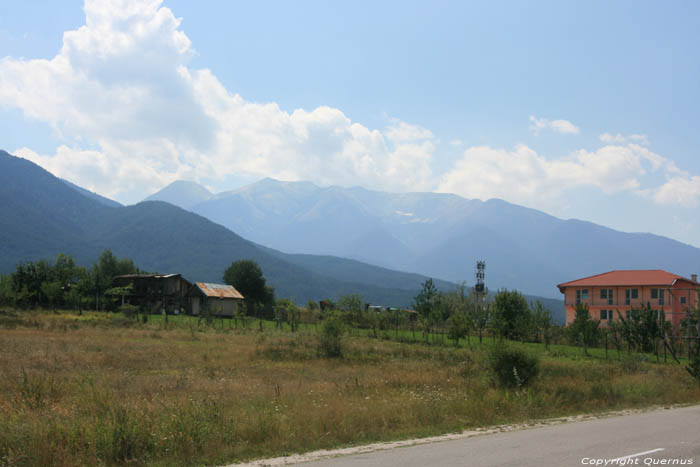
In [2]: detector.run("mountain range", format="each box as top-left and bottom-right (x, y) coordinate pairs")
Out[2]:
(4, 149), (542, 314)
(146, 177), (700, 300)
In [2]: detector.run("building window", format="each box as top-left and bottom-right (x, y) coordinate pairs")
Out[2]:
(576, 289), (588, 304)
(681, 296), (687, 305)
(600, 309), (608, 320)
(659, 289), (664, 306)
(651, 288), (658, 299)
(625, 288), (638, 305)
(600, 289), (614, 305)
(609, 311), (614, 321)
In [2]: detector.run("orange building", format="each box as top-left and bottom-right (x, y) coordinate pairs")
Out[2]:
(557, 270), (699, 327)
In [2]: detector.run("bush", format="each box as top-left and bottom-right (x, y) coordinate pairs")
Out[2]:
(318, 316), (345, 358)
(488, 345), (539, 388)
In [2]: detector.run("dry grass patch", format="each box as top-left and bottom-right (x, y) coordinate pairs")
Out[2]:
(0, 312), (698, 466)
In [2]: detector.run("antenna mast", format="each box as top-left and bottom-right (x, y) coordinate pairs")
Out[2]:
(474, 260), (486, 304)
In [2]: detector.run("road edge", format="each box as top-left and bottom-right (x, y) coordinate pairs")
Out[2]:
(227, 403), (699, 466)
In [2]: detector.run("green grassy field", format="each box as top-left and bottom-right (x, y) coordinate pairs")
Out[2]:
(1, 310), (699, 466)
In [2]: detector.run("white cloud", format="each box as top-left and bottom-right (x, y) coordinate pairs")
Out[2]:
(652, 175), (700, 207)
(529, 115), (580, 135)
(600, 132), (650, 146)
(385, 120), (434, 144)
(3, 0), (700, 217)
(437, 143), (673, 211)
(0, 0), (435, 203)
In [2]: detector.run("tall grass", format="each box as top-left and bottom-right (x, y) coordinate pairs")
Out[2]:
(0, 310), (698, 466)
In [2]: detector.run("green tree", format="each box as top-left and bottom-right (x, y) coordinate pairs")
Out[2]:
(471, 302), (491, 343)
(414, 279), (440, 341)
(446, 313), (468, 346)
(12, 260), (51, 307)
(337, 294), (364, 327)
(40, 281), (63, 312)
(276, 298), (300, 331)
(414, 279), (438, 319)
(567, 303), (600, 355)
(441, 283), (475, 343)
(223, 260), (274, 315)
(530, 300), (553, 344)
(492, 289), (530, 340)
(0, 274), (14, 306)
(615, 303), (669, 356)
(318, 314), (345, 358)
(65, 286), (83, 313)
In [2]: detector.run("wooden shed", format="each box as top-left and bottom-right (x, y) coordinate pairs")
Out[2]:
(113, 274), (192, 314)
(189, 282), (244, 317)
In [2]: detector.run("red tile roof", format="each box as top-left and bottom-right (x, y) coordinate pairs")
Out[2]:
(557, 270), (699, 291)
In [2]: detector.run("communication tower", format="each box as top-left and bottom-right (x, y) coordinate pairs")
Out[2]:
(473, 260), (487, 307)
(475, 261), (485, 293)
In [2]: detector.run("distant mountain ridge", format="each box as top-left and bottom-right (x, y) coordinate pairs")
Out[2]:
(4, 149), (538, 312)
(146, 178), (700, 299)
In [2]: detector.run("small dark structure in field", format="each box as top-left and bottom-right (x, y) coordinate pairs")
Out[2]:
(189, 282), (244, 317)
(114, 274), (192, 314)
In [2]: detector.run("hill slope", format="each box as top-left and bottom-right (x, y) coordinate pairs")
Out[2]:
(145, 178), (700, 299)
(1, 150), (491, 309)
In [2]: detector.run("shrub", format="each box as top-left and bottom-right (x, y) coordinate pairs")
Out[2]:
(488, 345), (539, 388)
(318, 316), (345, 358)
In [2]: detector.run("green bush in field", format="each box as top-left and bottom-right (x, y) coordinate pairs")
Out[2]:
(488, 345), (539, 388)
(318, 315), (345, 358)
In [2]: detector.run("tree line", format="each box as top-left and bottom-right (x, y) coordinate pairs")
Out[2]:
(0, 250), (141, 311)
(412, 279), (554, 346)
(568, 302), (700, 362)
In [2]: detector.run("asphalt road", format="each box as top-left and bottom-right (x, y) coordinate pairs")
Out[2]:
(298, 405), (700, 467)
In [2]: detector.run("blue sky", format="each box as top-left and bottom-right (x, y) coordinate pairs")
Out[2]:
(1, 0), (699, 246)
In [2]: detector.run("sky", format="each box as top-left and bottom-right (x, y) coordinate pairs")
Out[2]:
(1, 0), (699, 246)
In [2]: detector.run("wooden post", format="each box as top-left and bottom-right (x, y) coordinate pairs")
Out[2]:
(604, 329), (608, 359)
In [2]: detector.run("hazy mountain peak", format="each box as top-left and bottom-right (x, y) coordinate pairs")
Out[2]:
(144, 180), (212, 210)
(217, 177), (321, 199)
(253, 177), (319, 191)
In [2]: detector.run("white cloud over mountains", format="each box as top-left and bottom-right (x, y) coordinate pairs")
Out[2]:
(0, 0), (435, 201)
(438, 143), (694, 211)
(0, 0), (699, 211)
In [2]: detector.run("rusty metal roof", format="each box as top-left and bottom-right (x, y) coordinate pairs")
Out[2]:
(195, 282), (244, 299)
